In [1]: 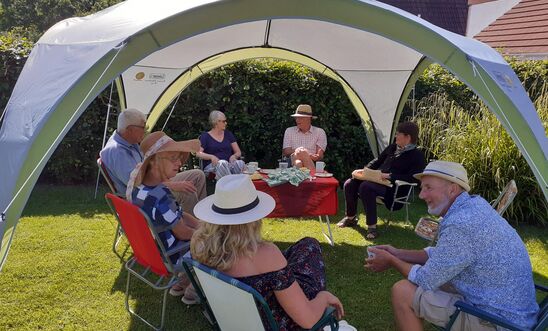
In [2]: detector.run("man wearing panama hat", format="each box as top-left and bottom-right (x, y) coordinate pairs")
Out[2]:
(282, 104), (327, 170)
(365, 160), (538, 330)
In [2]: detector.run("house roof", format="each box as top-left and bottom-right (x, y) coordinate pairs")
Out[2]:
(475, 0), (548, 58)
(380, 0), (469, 35)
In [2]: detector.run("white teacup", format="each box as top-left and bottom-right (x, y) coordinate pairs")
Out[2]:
(248, 161), (258, 169)
(279, 162), (288, 170)
(247, 164), (257, 173)
(315, 161), (325, 173)
(366, 245), (377, 258)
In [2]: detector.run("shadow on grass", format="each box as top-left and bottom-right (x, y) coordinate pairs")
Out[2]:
(108, 244), (212, 331)
(23, 184), (112, 218)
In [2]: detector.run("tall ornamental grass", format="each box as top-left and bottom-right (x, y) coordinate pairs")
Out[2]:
(411, 88), (548, 226)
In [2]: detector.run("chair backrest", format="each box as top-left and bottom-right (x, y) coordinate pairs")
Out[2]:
(105, 193), (170, 276)
(97, 158), (119, 195)
(183, 257), (278, 331)
(491, 180), (518, 216)
(534, 284), (548, 331)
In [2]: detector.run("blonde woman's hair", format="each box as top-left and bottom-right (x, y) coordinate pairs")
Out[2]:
(191, 221), (263, 271)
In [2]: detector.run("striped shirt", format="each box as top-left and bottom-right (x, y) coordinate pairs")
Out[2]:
(131, 184), (183, 263)
(283, 126), (327, 154)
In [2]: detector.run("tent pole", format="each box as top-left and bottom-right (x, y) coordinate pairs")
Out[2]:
(161, 93), (182, 132)
(94, 81), (116, 199)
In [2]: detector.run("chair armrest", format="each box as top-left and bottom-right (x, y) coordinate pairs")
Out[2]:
(395, 180), (417, 187)
(166, 240), (190, 257)
(453, 301), (527, 331)
(308, 306), (338, 331)
(535, 283), (548, 293)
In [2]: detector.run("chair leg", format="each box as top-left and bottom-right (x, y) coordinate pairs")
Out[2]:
(112, 223), (122, 251)
(125, 269), (168, 331)
(403, 204), (413, 228)
(318, 215), (334, 246)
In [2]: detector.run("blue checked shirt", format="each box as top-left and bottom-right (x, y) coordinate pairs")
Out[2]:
(100, 131), (143, 194)
(131, 184), (183, 263)
(408, 192), (539, 329)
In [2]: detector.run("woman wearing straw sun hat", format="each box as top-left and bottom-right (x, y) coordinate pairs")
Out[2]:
(126, 131), (202, 303)
(192, 174), (345, 329)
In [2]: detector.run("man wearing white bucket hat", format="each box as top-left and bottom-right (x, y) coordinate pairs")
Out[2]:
(282, 104), (327, 170)
(192, 174), (346, 329)
(365, 161), (538, 330)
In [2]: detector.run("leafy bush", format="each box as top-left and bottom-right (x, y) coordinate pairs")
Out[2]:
(0, 30), (33, 119)
(411, 91), (548, 226)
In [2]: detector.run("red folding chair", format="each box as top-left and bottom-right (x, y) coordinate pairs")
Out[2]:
(97, 158), (125, 255)
(105, 193), (189, 330)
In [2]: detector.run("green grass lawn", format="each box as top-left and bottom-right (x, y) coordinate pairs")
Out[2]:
(0, 184), (546, 330)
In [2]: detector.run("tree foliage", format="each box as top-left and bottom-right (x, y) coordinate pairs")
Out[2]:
(0, 0), (122, 40)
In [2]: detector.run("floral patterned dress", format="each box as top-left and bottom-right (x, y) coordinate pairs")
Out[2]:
(237, 237), (326, 330)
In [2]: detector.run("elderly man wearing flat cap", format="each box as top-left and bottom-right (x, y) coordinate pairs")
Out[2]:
(365, 161), (538, 331)
(282, 104), (327, 170)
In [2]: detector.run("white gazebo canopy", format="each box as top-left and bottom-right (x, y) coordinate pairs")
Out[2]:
(1, 0), (546, 270)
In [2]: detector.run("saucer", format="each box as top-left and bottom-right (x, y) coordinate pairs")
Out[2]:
(259, 169), (276, 174)
(243, 168), (261, 174)
(315, 172), (333, 178)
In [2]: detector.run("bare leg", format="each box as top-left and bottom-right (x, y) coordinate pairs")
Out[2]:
(392, 280), (423, 331)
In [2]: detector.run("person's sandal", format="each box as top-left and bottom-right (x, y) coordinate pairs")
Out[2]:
(366, 228), (379, 239)
(337, 216), (358, 228)
(169, 282), (186, 296)
(181, 285), (200, 305)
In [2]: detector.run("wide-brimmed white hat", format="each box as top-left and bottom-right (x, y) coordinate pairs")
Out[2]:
(194, 174), (275, 225)
(414, 160), (470, 192)
(290, 104), (317, 119)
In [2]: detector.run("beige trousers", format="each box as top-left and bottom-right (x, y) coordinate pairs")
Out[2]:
(412, 286), (496, 331)
(170, 169), (206, 217)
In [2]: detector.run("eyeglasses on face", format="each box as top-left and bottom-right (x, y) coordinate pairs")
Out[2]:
(159, 155), (182, 163)
(129, 124), (146, 130)
(218, 119), (227, 123)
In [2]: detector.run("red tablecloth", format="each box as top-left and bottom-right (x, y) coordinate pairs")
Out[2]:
(252, 176), (339, 217)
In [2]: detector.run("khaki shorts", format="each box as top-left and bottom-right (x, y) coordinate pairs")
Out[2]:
(412, 286), (496, 331)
